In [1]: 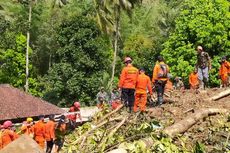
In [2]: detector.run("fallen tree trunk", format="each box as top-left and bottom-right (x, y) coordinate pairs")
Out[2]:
(209, 89), (230, 101)
(164, 108), (229, 137)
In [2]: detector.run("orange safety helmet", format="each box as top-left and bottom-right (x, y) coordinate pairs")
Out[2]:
(124, 57), (132, 63)
(3, 120), (13, 129)
(74, 101), (80, 108)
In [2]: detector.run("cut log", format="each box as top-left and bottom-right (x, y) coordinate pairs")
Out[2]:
(164, 108), (229, 137)
(0, 135), (44, 153)
(209, 89), (230, 101)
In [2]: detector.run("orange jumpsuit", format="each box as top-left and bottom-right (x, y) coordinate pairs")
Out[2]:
(189, 72), (199, 89)
(21, 123), (34, 137)
(118, 64), (138, 89)
(134, 73), (153, 112)
(1, 129), (19, 149)
(219, 61), (230, 86)
(45, 120), (56, 141)
(34, 120), (46, 149)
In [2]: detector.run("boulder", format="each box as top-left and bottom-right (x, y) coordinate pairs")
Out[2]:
(0, 135), (44, 153)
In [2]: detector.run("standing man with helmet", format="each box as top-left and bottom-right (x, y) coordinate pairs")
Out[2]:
(196, 46), (211, 89)
(67, 101), (82, 130)
(20, 117), (34, 137)
(152, 56), (170, 106)
(118, 57), (138, 113)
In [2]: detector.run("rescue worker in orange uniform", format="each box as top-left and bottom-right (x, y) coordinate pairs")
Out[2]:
(1, 120), (19, 149)
(20, 117), (34, 137)
(118, 57), (138, 112)
(219, 56), (230, 87)
(67, 101), (82, 131)
(54, 115), (67, 153)
(152, 56), (169, 106)
(34, 115), (46, 149)
(45, 114), (56, 153)
(134, 68), (153, 112)
(189, 69), (199, 89)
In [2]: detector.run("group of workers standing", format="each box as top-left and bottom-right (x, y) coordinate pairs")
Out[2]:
(0, 114), (67, 153)
(117, 45), (230, 113)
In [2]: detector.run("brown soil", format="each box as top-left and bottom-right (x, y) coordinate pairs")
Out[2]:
(148, 88), (230, 152)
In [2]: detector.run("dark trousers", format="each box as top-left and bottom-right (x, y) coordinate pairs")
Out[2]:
(155, 80), (167, 106)
(46, 140), (54, 153)
(121, 88), (135, 112)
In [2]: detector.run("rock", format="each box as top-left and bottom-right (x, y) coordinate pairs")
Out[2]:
(0, 135), (44, 153)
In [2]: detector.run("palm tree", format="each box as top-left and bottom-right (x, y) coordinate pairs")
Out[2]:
(94, 0), (141, 90)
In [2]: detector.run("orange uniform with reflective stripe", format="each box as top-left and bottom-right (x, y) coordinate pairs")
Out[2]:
(34, 120), (46, 149)
(189, 72), (199, 89)
(134, 73), (152, 112)
(152, 62), (169, 83)
(135, 73), (152, 95)
(45, 120), (56, 141)
(1, 129), (19, 148)
(118, 64), (138, 89)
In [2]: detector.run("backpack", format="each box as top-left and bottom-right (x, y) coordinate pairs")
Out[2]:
(158, 64), (168, 78)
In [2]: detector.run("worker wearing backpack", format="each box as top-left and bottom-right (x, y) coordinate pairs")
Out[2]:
(152, 56), (170, 106)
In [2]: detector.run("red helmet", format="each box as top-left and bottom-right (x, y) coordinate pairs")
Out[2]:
(3, 120), (13, 128)
(124, 57), (132, 63)
(74, 102), (80, 108)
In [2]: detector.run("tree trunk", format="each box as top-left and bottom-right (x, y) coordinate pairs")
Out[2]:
(25, 4), (32, 93)
(163, 108), (229, 137)
(109, 6), (120, 90)
(209, 89), (230, 101)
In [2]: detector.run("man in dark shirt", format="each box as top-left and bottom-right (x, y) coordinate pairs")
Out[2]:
(196, 46), (211, 89)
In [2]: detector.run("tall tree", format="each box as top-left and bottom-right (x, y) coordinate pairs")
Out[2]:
(94, 0), (141, 90)
(161, 0), (230, 86)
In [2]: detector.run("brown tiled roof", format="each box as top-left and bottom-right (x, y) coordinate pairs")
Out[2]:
(0, 84), (65, 121)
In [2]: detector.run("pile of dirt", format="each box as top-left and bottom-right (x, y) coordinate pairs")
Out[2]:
(0, 135), (44, 153)
(0, 84), (65, 121)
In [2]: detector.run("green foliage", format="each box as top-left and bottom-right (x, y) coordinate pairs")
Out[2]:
(42, 15), (112, 106)
(162, 0), (230, 86)
(193, 141), (205, 153)
(120, 0), (184, 77)
(0, 34), (42, 96)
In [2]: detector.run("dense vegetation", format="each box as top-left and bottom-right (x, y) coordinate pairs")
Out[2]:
(0, 0), (229, 106)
